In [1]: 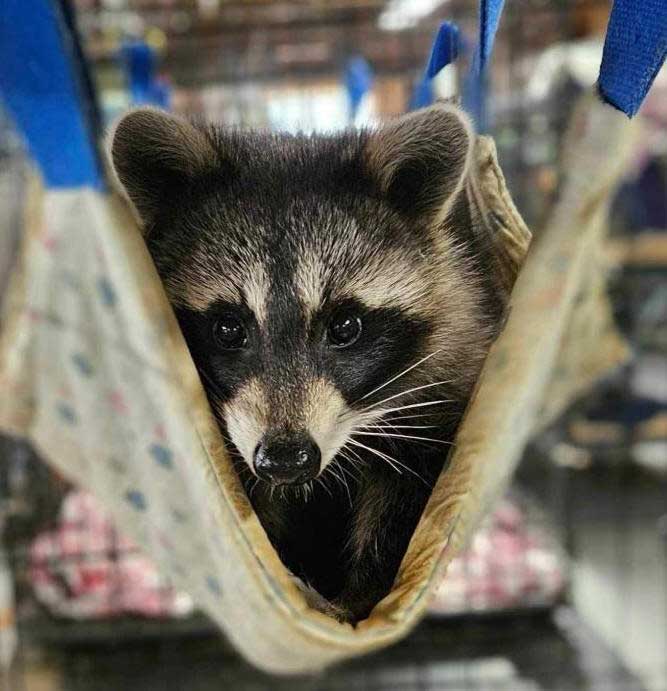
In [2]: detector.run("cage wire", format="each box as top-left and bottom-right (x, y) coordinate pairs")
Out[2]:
(1, 0), (666, 689)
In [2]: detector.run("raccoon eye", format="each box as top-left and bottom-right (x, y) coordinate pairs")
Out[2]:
(327, 312), (362, 348)
(213, 314), (247, 350)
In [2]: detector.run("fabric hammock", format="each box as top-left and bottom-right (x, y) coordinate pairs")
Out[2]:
(0, 0), (663, 675)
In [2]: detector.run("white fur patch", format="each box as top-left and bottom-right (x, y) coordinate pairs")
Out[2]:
(175, 274), (238, 311)
(342, 250), (430, 314)
(295, 251), (325, 320)
(303, 380), (355, 469)
(223, 375), (379, 478)
(164, 257), (269, 329)
(303, 379), (387, 472)
(295, 239), (433, 318)
(243, 262), (270, 325)
(223, 379), (267, 472)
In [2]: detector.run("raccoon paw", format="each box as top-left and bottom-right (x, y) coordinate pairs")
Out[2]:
(314, 601), (355, 624)
(290, 575), (355, 624)
(324, 601), (357, 625)
(331, 594), (378, 625)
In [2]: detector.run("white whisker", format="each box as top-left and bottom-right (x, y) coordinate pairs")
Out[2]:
(376, 399), (452, 416)
(338, 451), (363, 480)
(365, 424), (439, 430)
(315, 477), (333, 498)
(381, 413), (436, 422)
(353, 431), (452, 446)
(361, 380), (453, 412)
(348, 439), (430, 486)
(356, 350), (442, 403)
(348, 439), (402, 475)
(327, 464), (344, 485)
(248, 477), (261, 498)
(326, 461), (352, 507)
(342, 443), (367, 469)
(336, 460), (356, 502)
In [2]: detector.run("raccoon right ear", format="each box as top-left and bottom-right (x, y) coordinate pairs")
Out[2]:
(365, 103), (474, 225)
(108, 108), (217, 227)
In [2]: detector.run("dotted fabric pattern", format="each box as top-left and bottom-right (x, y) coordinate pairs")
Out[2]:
(0, 190), (332, 673)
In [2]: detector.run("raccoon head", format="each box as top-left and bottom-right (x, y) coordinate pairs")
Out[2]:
(109, 104), (507, 487)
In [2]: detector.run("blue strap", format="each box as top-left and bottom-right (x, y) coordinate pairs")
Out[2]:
(477, 0), (506, 72)
(599, 0), (667, 117)
(409, 78), (435, 111)
(344, 56), (374, 119)
(410, 21), (461, 110)
(121, 40), (171, 109)
(463, 0), (506, 131)
(151, 80), (173, 111)
(0, 0), (104, 189)
(123, 41), (158, 106)
(425, 22), (461, 79)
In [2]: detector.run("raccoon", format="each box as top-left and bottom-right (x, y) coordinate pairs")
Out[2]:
(109, 103), (513, 623)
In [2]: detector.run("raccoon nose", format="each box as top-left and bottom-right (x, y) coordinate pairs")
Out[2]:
(253, 435), (321, 485)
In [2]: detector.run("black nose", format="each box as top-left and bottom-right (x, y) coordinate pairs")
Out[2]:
(253, 434), (321, 485)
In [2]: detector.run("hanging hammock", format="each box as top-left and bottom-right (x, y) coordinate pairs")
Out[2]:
(1, 0), (664, 674)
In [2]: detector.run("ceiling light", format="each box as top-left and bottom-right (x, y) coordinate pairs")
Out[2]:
(378, 0), (451, 31)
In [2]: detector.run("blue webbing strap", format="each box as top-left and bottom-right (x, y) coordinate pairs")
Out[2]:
(477, 0), (506, 72)
(344, 56), (374, 119)
(124, 41), (172, 109)
(122, 40), (170, 109)
(463, 0), (506, 131)
(60, 0), (104, 143)
(123, 41), (158, 106)
(410, 21), (461, 110)
(425, 21), (461, 79)
(0, 0), (104, 189)
(598, 0), (667, 117)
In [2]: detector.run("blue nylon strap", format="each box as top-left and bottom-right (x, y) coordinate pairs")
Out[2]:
(409, 78), (435, 111)
(121, 41), (172, 109)
(0, 0), (104, 189)
(477, 0), (506, 71)
(425, 22), (461, 79)
(123, 41), (158, 106)
(463, 0), (506, 131)
(599, 0), (667, 117)
(410, 21), (461, 110)
(344, 56), (374, 119)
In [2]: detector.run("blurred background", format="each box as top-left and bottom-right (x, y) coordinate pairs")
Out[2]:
(0, 0), (666, 689)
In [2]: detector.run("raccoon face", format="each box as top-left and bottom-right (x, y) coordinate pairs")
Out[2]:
(110, 105), (505, 486)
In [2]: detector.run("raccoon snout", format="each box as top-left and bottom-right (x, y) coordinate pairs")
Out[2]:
(253, 434), (321, 485)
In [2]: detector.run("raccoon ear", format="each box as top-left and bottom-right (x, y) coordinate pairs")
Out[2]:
(365, 103), (474, 224)
(108, 107), (217, 226)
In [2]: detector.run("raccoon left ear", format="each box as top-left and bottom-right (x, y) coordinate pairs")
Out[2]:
(108, 107), (218, 228)
(365, 103), (474, 224)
